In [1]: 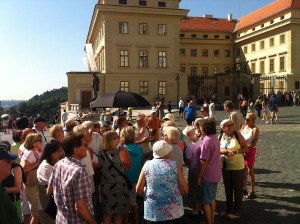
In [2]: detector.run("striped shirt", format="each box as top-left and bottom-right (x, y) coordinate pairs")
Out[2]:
(49, 157), (93, 224)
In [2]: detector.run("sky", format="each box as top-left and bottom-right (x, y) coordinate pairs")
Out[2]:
(0, 0), (275, 101)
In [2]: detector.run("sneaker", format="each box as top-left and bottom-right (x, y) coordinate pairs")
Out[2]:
(246, 192), (256, 199)
(262, 118), (265, 121)
(220, 211), (229, 216)
(265, 121), (269, 123)
(226, 213), (240, 220)
(275, 118), (278, 121)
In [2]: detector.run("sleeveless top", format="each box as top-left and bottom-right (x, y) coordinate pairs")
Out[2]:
(144, 159), (183, 221)
(220, 134), (244, 170)
(241, 127), (254, 145)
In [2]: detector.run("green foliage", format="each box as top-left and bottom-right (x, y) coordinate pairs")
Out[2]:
(8, 87), (68, 124)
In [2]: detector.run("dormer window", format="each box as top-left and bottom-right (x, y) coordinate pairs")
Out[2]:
(119, 0), (127, 5)
(191, 34), (196, 38)
(139, 0), (147, 6)
(158, 2), (166, 7)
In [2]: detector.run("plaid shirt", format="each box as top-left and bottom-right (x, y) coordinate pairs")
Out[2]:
(49, 157), (93, 224)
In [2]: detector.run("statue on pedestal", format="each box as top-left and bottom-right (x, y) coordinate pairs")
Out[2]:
(92, 73), (100, 99)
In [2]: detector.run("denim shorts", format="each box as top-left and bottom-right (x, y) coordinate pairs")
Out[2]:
(199, 180), (218, 204)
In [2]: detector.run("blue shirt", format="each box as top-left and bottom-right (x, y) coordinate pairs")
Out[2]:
(124, 143), (143, 184)
(184, 106), (197, 120)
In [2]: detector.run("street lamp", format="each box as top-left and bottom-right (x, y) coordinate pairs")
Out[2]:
(176, 75), (180, 102)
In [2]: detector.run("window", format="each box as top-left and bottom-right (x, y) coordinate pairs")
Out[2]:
(270, 37), (274, 47)
(203, 34), (208, 38)
(214, 49), (219, 57)
(295, 81), (300, 89)
(119, 22), (128, 34)
(280, 15), (285, 20)
(252, 28), (255, 31)
(214, 34), (219, 39)
(225, 50), (230, 57)
(202, 49), (208, 57)
(280, 34), (285, 44)
(180, 49), (185, 56)
(261, 24), (265, 28)
(214, 67), (219, 74)
(158, 81), (167, 95)
(225, 86), (230, 96)
(191, 34), (197, 38)
(191, 67), (197, 76)
(120, 50), (129, 67)
(270, 20), (274, 24)
(158, 24), (166, 35)
(180, 34), (185, 38)
(139, 0), (147, 6)
(191, 49), (197, 57)
(119, 0), (127, 4)
(251, 43), (256, 52)
(139, 23), (148, 35)
(139, 81), (148, 95)
(158, 51), (167, 67)
(244, 46), (248, 54)
(269, 58), (274, 72)
(158, 1), (166, 7)
(202, 67), (208, 75)
(251, 62), (256, 73)
(280, 56), (285, 71)
(260, 60), (265, 74)
(225, 35), (230, 39)
(260, 41), (265, 49)
(225, 67), (231, 74)
(120, 81), (129, 91)
(180, 67), (185, 73)
(139, 50), (148, 67)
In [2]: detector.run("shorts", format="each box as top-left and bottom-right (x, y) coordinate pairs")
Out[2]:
(245, 147), (256, 166)
(199, 180), (218, 205)
(24, 185), (40, 216)
(129, 184), (137, 206)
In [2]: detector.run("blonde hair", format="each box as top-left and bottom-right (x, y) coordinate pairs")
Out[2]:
(163, 126), (180, 144)
(49, 124), (63, 138)
(24, 133), (42, 150)
(120, 126), (135, 144)
(161, 120), (176, 132)
(182, 126), (195, 136)
(73, 124), (87, 135)
(102, 131), (118, 151)
(246, 112), (257, 121)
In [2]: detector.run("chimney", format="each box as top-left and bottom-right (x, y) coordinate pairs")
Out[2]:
(203, 14), (213, 18)
(228, 13), (232, 21)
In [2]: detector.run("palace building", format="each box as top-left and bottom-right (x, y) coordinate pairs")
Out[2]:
(66, 0), (300, 111)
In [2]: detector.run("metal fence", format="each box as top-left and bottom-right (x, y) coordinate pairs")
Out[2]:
(187, 74), (217, 98)
(260, 74), (286, 95)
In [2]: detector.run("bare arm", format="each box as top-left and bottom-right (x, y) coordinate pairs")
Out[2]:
(249, 127), (259, 148)
(177, 165), (188, 195)
(120, 147), (131, 171)
(46, 184), (53, 197)
(136, 166), (146, 196)
(5, 166), (22, 193)
(197, 159), (208, 186)
(75, 199), (97, 224)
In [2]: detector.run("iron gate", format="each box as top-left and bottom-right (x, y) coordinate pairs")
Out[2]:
(188, 74), (217, 98)
(260, 75), (286, 95)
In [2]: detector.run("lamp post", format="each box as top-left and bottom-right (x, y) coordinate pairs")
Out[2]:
(176, 75), (180, 103)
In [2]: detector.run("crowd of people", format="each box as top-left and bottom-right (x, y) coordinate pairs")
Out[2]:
(0, 96), (264, 224)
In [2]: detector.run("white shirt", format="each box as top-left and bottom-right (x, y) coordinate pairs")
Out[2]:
(178, 99), (184, 108)
(89, 132), (102, 164)
(37, 160), (53, 185)
(209, 102), (215, 119)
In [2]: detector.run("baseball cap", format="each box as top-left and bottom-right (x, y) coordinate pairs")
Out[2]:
(152, 140), (172, 159)
(220, 119), (232, 128)
(0, 148), (18, 161)
(162, 113), (175, 123)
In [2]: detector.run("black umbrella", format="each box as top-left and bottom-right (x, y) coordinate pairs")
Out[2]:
(90, 90), (151, 108)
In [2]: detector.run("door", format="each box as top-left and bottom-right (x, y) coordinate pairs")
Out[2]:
(81, 91), (92, 109)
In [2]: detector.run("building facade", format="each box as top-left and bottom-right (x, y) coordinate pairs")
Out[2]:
(67, 0), (300, 111)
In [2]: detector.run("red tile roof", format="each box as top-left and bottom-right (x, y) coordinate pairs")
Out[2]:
(236, 0), (300, 31)
(180, 17), (236, 33)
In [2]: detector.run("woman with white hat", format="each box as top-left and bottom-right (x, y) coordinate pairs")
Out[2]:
(136, 140), (188, 223)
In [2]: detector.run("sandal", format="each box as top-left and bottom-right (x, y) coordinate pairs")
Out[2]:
(246, 192), (256, 199)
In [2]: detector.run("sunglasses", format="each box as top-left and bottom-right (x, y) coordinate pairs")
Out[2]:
(245, 118), (251, 122)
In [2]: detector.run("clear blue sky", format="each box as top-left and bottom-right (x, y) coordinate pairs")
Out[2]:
(0, 0), (274, 100)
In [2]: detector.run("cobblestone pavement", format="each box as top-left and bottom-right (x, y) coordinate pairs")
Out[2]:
(1, 106), (299, 223)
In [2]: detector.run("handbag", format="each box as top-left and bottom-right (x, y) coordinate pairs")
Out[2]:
(44, 195), (57, 219)
(103, 152), (133, 191)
